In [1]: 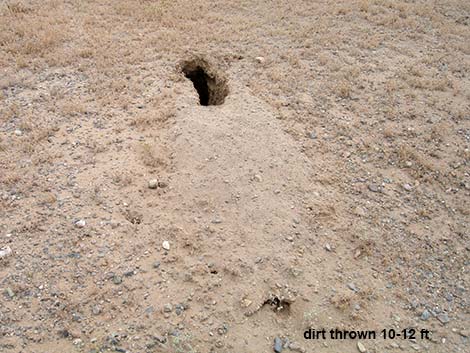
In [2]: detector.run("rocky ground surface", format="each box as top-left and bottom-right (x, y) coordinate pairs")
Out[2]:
(0, 0), (469, 352)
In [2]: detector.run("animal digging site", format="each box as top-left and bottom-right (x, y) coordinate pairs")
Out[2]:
(0, 1), (469, 353)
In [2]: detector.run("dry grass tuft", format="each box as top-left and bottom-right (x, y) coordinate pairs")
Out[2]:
(138, 142), (167, 168)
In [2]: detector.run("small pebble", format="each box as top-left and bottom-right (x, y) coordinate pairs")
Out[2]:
(73, 338), (82, 345)
(163, 303), (173, 313)
(420, 309), (430, 321)
(403, 183), (413, 191)
(273, 336), (283, 353)
(162, 241), (170, 251)
(75, 220), (86, 228)
(0, 246), (12, 258)
(347, 282), (358, 292)
(357, 341), (366, 353)
(148, 179), (158, 189)
(5, 287), (14, 298)
(437, 313), (450, 324)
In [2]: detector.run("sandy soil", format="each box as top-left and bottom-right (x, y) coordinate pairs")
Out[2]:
(0, 1), (469, 352)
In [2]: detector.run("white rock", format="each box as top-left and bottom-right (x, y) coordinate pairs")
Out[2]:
(148, 179), (158, 189)
(403, 183), (413, 191)
(253, 174), (263, 182)
(14, 130), (22, 136)
(75, 220), (86, 228)
(73, 338), (82, 345)
(162, 240), (170, 250)
(0, 246), (12, 258)
(357, 342), (367, 353)
(255, 56), (265, 64)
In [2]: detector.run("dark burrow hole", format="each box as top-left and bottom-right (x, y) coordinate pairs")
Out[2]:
(262, 295), (291, 313)
(181, 59), (228, 106)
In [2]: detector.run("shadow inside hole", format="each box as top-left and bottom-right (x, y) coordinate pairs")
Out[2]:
(184, 67), (210, 106)
(181, 59), (228, 106)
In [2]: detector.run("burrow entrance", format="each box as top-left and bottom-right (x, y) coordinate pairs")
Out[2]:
(181, 58), (228, 106)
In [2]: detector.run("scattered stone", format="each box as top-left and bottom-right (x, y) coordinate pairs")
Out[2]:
(437, 313), (450, 324)
(108, 333), (120, 345)
(5, 287), (14, 298)
(288, 341), (306, 352)
(74, 220), (86, 228)
(403, 183), (413, 191)
(217, 324), (228, 335)
(357, 341), (366, 353)
(309, 131), (317, 139)
(254, 174), (263, 182)
(163, 303), (173, 313)
(241, 299), (252, 307)
(14, 129), (22, 136)
(91, 305), (102, 315)
(158, 181), (168, 188)
(162, 241), (170, 251)
(73, 338), (82, 345)
(273, 337), (283, 353)
(145, 306), (155, 315)
(124, 269), (135, 277)
(148, 179), (158, 189)
(112, 275), (122, 285)
(255, 56), (265, 64)
(153, 335), (166, 343)
(459, 329), (469, 337)
(175, 304), (185, 316)
(0, 246), (12, 259)
(420, 309), (430, 321)
(347, 282), (359, 292)
(152, 261), (161, 269)
(324, 243), (332, 252)
(368, 184), (380, 193)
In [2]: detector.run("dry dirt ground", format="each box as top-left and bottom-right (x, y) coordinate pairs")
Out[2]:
(0, 0), (469, 352)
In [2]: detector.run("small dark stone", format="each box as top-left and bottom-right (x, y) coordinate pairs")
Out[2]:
(58, 329), (70, 338)
(274, 337), (283, 353)
(420, 309), (430, 321)
(347, 282), (359, 292)
(153, 335), (166, 343)
(112, 275), (122, 285)
(437, 313), (450, 324)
